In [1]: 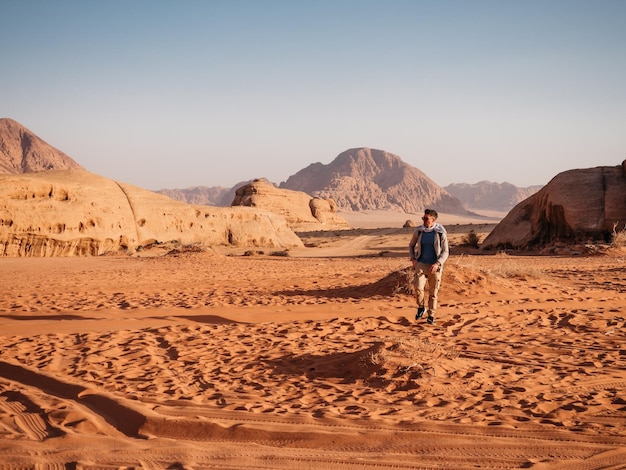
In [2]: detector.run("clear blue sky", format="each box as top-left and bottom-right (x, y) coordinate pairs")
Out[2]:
(2, 0), (625, 190)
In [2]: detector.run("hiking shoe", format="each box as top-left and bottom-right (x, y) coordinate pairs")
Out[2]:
(426, 315), (435, 325)
(415, 307), (425, 320)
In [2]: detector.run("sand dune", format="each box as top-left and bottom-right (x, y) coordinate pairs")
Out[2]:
(0, 227), (625, 468)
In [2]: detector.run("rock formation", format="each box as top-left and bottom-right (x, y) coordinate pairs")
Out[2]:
(231, 179), (349, 231)
(280, 147), (467, 215)
(445, 181), (543, 212)
(0, 118), (85, 174)
(0, 171), (303, 257)
(481, 161), (626, 250)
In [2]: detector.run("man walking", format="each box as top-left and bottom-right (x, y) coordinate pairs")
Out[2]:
(409, 209), (449, 324)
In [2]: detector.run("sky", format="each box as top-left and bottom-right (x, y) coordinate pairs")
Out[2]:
(1, 0), (625, 190)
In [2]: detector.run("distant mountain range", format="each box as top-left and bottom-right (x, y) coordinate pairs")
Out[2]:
(0, 118), (541, 214)
(444, 181), (543, 212)
(157, 149), (542, 214)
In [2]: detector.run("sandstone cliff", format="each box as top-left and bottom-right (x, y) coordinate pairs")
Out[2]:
(481, 161), (626, 250)
(0, 118), (85, 174)
(280, 148), (467, 214)
(232, 179), (349, 231)
(0, 171), (303, 257)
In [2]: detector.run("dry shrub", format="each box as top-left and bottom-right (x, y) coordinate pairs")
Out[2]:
(440, 254), (543, 296)
(269, 249), (290, 257)
(461, 229), (481, 248)
(363, 336), (461, 386)
(377, 254), (544, 299)
(362, 264), (415, 297)
(611, 223), (626, 248)
(444, 257), (488, 293)
(165, 244), (207, 256)
(486, 253), (544, 280)
(449, 253), (543, 282)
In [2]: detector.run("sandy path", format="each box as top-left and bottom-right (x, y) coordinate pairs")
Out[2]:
(0, 233), (625, 468)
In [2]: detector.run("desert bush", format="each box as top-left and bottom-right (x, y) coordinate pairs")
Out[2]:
(269, 249), (290, 257)
(363, 335), (460, 381)
(461, 229), (481, 248)
(610, 222), (626, 248)
(243, 250), (265, 256)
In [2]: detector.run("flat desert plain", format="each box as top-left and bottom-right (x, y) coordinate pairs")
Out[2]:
(1, 218), (625, 469)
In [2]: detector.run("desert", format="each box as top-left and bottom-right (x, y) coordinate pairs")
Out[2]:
(1, 119), (626, 468)
(1, 217), (625, 468)
(3, 1), (626, 466)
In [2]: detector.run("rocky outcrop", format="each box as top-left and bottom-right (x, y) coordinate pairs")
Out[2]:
(231, 179), (349, 231)
(445, 181), (543, 211)
(0, 171), (303, 257)
(481, 162), (626, 250)
(280, 148), (468, 215)
(0, 118), (85, 174)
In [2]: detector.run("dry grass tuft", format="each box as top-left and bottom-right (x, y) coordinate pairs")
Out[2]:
(611, 223), (626, 248)
(380, 253), (545, 299)
(449, 253), (544, 281)
(363, 335), (461, 386)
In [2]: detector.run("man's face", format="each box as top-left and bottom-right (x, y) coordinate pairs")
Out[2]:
(422, 213), (436, 228)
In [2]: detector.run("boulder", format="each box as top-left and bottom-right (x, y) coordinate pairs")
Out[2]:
(481, 161), (626, 250)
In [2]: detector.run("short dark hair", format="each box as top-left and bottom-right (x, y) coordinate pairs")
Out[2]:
(424, 209), (438, 219)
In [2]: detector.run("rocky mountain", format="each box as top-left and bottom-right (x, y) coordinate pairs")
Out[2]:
(481, 161), (626, 250)
(445, 181), (543, 212)
(232, 179), (349, 231)
(280, 148), (468, 215)
(0, 118), (85, 174)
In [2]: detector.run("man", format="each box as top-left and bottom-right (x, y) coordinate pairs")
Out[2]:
(408, 209), (449, 324)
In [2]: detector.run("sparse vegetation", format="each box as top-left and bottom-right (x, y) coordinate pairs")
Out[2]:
(486, 254), (544, 280)
(165, 244), (206, 256)
(461, 229), (481, 248)
(610, 222), (626, 249)
(363, 336), (461, 382)
(269, 249), (290, 257)
(447, 253), (544, 282)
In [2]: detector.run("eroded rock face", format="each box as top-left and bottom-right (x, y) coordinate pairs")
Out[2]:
(0, 118), (85, 174)
(0, 171), (303, 257)
(231, 179), (349, 231)
(280, 147), (468, 215)
(481, 162), (626, 250)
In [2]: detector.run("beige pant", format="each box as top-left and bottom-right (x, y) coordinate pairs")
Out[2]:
(414, 262), (442, 315)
